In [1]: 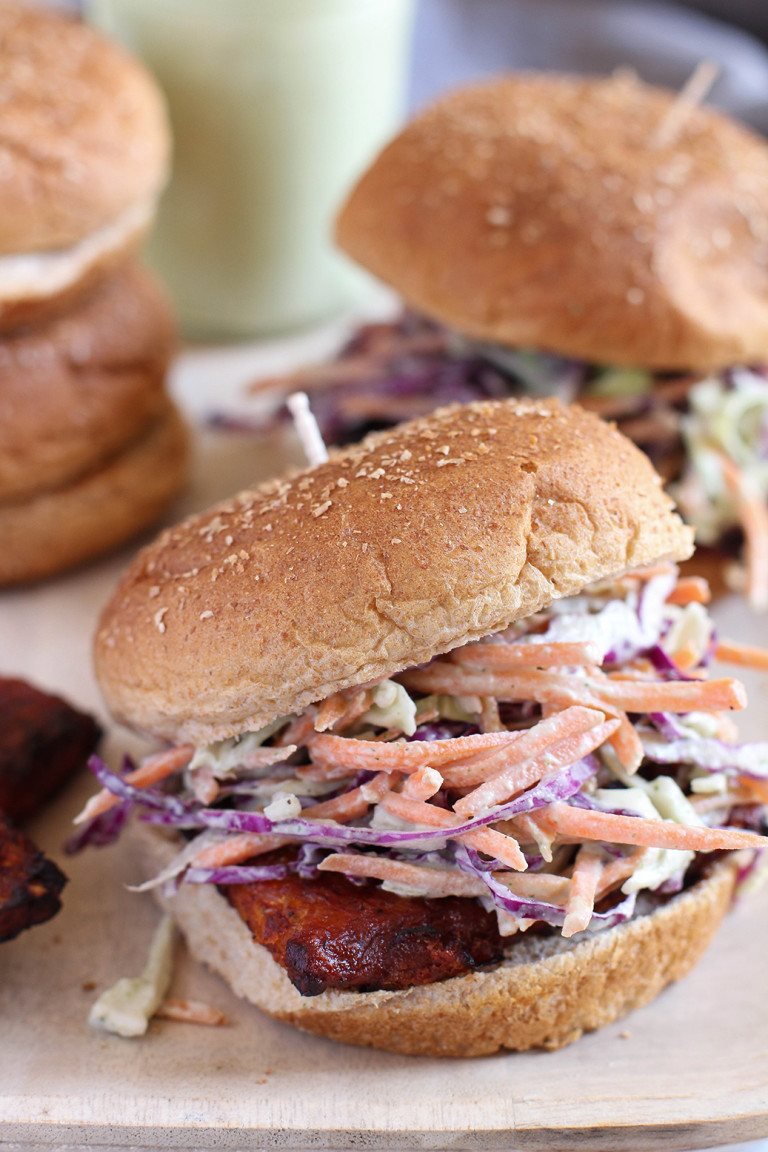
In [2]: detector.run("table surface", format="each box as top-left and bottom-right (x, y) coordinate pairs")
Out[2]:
(1, 302), (768, 1152)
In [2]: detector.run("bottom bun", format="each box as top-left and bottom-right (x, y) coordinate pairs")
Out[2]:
(134, 823), (738, 1057)
(0, 398), (189, 586)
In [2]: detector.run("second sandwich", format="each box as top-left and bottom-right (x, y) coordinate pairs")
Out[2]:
(258, 72), (768, 608)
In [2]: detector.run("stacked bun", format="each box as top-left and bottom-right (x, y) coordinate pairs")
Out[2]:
(0, 2), (188, 585)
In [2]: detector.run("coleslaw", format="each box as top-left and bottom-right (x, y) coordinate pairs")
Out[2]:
(236, 315), (768, 608)
(73, 564), (768, 954)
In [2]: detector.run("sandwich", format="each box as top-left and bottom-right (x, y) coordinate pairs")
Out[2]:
(0, 1), (169, 331)
(253, 72), (768, 608)
(80, 399), (768, 1055)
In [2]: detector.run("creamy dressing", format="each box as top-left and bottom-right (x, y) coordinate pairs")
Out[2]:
(89, 915), (175, 1038)
(0, 198), (154, 301)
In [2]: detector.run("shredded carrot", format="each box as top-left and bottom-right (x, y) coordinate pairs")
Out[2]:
(715, 639), (768, 673)
(309, 730), (523, 775)
(737, 776), (768, 805)
(438, 743), (531, 790)
(442, 706), (605, 789)
(562, 846), (604, 937)
(666, 577), (711, 606)
(314, 688), (373, 733)
(74, 744), (196, 824)
(604, 709), (645, 773)
(379, 791), (526, 870)
(401, 766), (443, 801)
(454, 641), (603, 669)
(317, 853), (487, 897)
(595, 850), (646, 899)
(453, 716), (618, 818)
(156, 999), (227, 1026)
(400, 665), (746, 714)
(277, 712), (316, 747)
(188, 763), (219, 805)
(191, 832), (293, 869)
(670, 644), (699, 672)
(719, 452), (768, 612)
(236, 745), (300, 769)
(461, 826), (527, 870)
(537, 803), (768, 852)
(314, 691), (355, 732)
(301, 772), (392, 821)
(480, 696), (504, 732)
(596, 676), (746, 713)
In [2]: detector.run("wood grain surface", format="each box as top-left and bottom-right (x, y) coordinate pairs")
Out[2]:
(0, 337), (767, 1151)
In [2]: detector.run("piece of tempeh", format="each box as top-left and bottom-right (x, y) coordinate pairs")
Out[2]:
(0, 810), (67, 942)
(0, 677), (101, 823)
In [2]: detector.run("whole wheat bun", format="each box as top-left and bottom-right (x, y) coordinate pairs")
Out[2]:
(135, 821), (737, 1057)
(0, 263), (176, 503)
(0, 2), (168, 328)
(0, 199), (154, 332)
(336, 73), (768, 372)
(95, 398), (693, 745)
(0, 397), (189, 587)
(0, 2), (169, 256)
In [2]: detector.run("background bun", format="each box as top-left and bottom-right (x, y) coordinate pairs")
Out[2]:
(337, 73), (768, 372)
(0, 263), (175, 503)
(137, 822), (737, 1057)
(95, 399), (693, 744)
(0, 1), (169, 256)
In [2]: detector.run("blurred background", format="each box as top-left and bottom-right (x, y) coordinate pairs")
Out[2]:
(70, 0), (768, 336)
(411, 0), (768, 130)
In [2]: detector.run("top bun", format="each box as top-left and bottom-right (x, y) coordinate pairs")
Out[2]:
(94, 399), (693, 744)
(337, 73), (768, 372)
(0, 1), (169, 255)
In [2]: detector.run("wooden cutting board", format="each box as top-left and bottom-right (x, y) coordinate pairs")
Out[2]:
(1, 346), (768, 1152)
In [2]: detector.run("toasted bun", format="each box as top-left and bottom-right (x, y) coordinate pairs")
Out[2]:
(337, 73), (768, 372)
(135, 821), (737, 1056)
(94, 398), (693, 744)
(0, 263), (176, 503)
(0, 2), (169, 256)
(0, 398), (189, 586)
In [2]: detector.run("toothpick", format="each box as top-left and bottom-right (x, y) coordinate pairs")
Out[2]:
(650, 60), (719, 149)
(286, 391), (329, 467)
